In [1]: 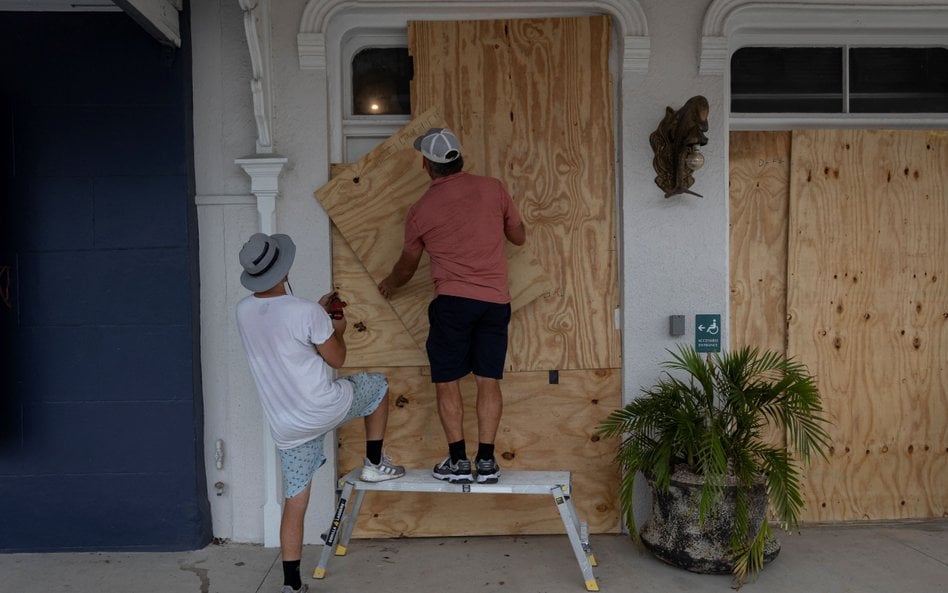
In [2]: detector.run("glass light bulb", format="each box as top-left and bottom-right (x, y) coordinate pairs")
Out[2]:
(685, 146), (705, 171)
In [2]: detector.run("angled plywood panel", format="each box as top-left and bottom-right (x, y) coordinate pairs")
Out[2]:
(331, 224), (428, 367)
(316, 108), (554, 358)
(729, 131), (792, 355)
(788, 129), (947, 522)
(337, 367), (621, 537)
(409, 16), (620, 371)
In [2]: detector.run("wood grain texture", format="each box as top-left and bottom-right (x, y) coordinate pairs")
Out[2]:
(331, 224), (428, 367)
(336, 367), (621, 537)
(316, 108), (554, 356)
(787, 129), (947, 522)
(409, 16), (620, 371)
(728, 131), (792, 354)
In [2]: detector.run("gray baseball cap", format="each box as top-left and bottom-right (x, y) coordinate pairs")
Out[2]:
(413, 127), (462, 163)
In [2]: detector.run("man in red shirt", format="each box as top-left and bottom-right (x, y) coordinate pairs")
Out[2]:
(379, 128), (526, 484)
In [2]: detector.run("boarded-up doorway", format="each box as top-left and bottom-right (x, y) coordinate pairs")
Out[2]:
(730, 130), (947, 522)
(325, 16), (621, 538)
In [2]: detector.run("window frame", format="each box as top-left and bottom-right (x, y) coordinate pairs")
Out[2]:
(339, 30), (412, 162)
(731, 45), (948, 118)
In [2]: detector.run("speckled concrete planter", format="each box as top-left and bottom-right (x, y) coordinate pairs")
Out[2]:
(640, 467), (780, 574)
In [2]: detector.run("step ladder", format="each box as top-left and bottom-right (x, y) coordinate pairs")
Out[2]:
(314, 468), (600, 591)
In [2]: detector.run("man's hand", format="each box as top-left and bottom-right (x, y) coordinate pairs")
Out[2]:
(318, 291), (337, 310)
(378, 249), (423, 299)
(378, 276), (398, 299)
(318, 291), (348, 335)
(316, 291), (347, 367)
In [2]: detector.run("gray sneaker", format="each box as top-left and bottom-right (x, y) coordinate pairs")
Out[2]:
(360, 453), (406, 482)
(281, 585), (308, 593)
(432, 456), (473, 483)
(475, 457), (501, 484)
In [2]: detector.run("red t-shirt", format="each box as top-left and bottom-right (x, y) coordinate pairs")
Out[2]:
(404, 172), (522, 304)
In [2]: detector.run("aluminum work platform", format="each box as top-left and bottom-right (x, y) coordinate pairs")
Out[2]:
(314, 468), (600, 591)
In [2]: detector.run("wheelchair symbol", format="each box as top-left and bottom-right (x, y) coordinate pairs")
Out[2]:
(698, 318), (719, 335)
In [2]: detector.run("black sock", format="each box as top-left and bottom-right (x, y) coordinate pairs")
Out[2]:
(283, 559), (302, 590)
(448, 439), (466, 463)
(366, 439), (383, 465)
(477, 442), (495, 462)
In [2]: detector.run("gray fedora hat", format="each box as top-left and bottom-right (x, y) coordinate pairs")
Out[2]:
(239, 233), (296, 292)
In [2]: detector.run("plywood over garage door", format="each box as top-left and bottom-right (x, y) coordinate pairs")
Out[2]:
(731, 130), (947, 522)
(729, 131), (792, 355)
(328, 16), (621, 538)
(786, 130), (947, 521)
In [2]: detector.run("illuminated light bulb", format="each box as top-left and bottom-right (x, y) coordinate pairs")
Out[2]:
(370, 103), (380, 112)
(685, 146), (705, 171)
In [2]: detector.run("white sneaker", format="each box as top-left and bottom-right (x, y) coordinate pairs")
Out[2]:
(280, 585), (308, 593)
(360, 453), (405, 482)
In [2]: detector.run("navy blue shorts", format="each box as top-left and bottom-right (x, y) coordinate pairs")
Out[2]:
(426, 295), (512, 383)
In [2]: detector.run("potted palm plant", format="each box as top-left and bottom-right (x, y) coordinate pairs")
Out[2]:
(597, 345), (831, 586)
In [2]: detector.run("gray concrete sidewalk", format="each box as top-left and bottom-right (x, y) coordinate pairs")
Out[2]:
(2, 521), (945, 593)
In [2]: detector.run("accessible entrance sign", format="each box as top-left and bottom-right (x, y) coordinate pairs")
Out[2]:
(695, 314), (721, 353)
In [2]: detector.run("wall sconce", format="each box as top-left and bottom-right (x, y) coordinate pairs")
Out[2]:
(649, 95), (710, 198)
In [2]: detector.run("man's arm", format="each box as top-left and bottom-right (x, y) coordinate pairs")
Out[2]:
(316, 292), (347, 368)
(378, 249), (423, 299)
(505, 222), (526, 246)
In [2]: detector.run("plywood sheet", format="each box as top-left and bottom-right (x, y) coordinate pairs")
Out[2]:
(336, 367), (621, 537)
(409, 16), (620, 371)
(331, 224), (428, 367)
(787, 129), (947, 521)
(316, 108), (554, 357)
(729, 131), (791, 354)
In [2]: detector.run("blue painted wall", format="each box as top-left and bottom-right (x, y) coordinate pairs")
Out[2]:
(0, 9), (211, 552)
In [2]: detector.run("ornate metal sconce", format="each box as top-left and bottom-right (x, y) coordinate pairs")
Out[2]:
(649, 95), (710, 197)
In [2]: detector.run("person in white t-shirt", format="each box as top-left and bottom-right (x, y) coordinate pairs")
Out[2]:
(236, 232), (404, 593)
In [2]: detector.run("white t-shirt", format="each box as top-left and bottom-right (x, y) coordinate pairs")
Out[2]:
(235, 294), (354, 449)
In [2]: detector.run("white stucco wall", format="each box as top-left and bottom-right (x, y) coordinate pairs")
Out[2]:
(622, 0), (727, 407)
(192, 0), (726, 544)
(194, 0), (948, 546)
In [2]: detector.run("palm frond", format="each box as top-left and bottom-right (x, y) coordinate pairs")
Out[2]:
(596, 344), (832, 580)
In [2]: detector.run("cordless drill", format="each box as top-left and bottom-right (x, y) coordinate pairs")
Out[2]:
(328, 293), (347, 320)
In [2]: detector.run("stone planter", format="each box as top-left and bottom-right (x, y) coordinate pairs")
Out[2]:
(640, 467), (781, 574)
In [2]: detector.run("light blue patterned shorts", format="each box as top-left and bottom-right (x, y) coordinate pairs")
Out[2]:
(279, 372), (389, 499)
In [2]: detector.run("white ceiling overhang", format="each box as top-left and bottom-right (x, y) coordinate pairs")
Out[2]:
(2, 0), (181, 47)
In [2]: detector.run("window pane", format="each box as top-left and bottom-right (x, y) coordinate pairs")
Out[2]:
(850, 47), (948, 113)
(352, 48), (412, 116)
(731, 47), (843, 113)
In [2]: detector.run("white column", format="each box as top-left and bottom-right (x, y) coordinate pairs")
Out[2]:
(236, 155), (288, 548)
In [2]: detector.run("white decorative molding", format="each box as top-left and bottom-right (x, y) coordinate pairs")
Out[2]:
(623, 35), (651, 73)
(235, 157), (288, 236)
(239, 0), (274, 154)
(114, 0), (182, 47)
(699, 36), (729, 76)
(298, 0), (650, 72)
(700, 0), (948, 75)
(234, 155), (288, 548)
(297, 32), (327, 70)
(301, 0), (647, 38)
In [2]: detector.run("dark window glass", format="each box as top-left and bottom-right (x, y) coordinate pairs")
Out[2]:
(850, 47), (948, 113)
(352, 48), (413, 116)
(731, 47), (843, 112)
